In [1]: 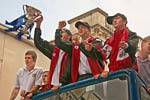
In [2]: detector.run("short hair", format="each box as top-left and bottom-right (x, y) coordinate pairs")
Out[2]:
(43, 70), (49, 74)
(142, 36), (150, 43)
(25, 50), (37, 61)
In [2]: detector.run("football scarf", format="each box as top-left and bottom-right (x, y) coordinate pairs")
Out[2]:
(103, 28), (132, 71)
(71, 43), (103, 82)
(48, 47), (68, 87)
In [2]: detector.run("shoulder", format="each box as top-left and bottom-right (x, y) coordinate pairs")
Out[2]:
(34, 66), (43, 70)
(128, 29), (140, 40)
(34, 66), (43, 72)
(128, 29), (137, 36)
(16, 67), (25, 75)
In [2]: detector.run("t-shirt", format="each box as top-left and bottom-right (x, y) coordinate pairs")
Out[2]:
(15, 66), (43, 91)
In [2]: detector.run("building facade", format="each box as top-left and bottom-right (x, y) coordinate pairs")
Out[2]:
(68, 7), (114, 42)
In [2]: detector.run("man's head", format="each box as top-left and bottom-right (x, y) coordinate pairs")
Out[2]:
(61, 28), (72, 41)
(75, 21), (91, 40)
(107, 13), (127, 30)
(25, 50), (37, 69)
(141, 36), (150, 54)
(42, 71), (49, 85)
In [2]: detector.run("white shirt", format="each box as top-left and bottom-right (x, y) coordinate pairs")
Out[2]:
(51, 49), (65, 86)
(15, 66), (43, 91)
(79, 51), (91, 75)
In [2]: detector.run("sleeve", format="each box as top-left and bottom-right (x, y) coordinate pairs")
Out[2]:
(88, 39), (107, 61)
(55, 29), (72, 54)
(15, 68), (23, 88)
(91, 45), (106, 60)
(125, 32), (139, 52)
(125, 31), (139, 63)
(35, 68), (43, 85)
(86, 41), (107, 68)
(34, 28), (55, 58)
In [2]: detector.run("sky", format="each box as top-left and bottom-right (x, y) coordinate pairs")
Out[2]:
(0, 0), (150, 40)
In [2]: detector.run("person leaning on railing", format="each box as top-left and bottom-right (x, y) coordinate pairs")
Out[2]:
(102, 13), (139, 72)
(9, 50), (43, 100)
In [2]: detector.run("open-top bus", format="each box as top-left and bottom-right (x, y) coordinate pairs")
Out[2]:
(32, 69), (150, 100)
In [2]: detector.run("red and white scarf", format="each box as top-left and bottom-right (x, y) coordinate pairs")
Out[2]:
(71, 43), (103, 82)
(103, 28), (132, 71)
(48, 47), (68, 87)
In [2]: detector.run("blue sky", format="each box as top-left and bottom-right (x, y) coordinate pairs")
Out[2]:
(0, 0), (150, 40)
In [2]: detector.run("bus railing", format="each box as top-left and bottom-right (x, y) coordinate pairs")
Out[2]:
(32, 68), (148, 100)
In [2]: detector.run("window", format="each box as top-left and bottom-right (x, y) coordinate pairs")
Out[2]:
(140, 87), (150, 100)
(40, 76), (129, 100)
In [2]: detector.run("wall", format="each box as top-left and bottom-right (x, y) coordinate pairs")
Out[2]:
(0, 23), (50, 100)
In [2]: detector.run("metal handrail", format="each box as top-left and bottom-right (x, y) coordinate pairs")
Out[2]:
(32, 68), (147, 100)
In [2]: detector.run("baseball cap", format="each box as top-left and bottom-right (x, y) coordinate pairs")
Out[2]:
(62, 28), (72, 36)
(75, 21), (90, 29)
(107, 13), (127, 24)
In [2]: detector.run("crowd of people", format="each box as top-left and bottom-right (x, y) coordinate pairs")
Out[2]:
(9, 12), (150, 100)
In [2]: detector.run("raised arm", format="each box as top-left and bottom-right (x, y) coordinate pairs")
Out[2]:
(55, 21), (72, 54)
(34, 15), (55, 59)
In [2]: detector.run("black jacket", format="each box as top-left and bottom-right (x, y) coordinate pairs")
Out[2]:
(34, 28), (72, 85)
